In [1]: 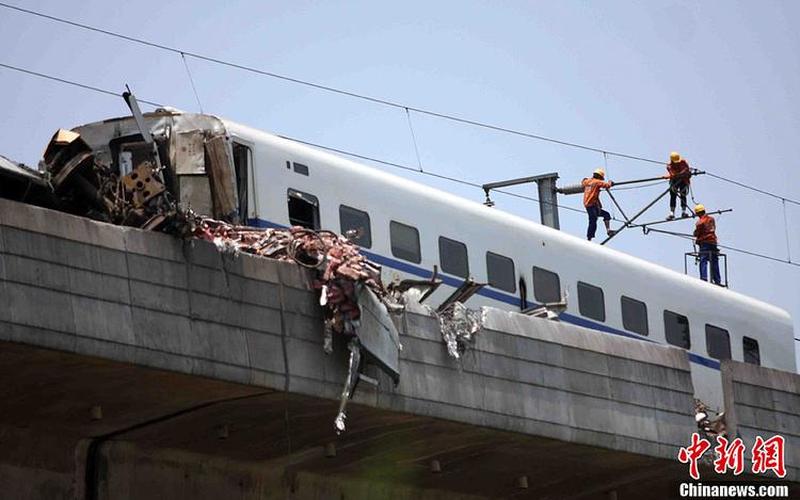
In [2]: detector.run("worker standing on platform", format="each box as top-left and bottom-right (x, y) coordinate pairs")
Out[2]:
(693, 204), (721, 285)
(582, 168), (616, 241)
(664, 152), (692, 220)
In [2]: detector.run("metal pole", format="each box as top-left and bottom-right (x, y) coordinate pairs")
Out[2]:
(607, 175), (666, 187)
(605, 189), (630, 223)
(608, 170), (705, 187)
(627, 209), (733, 229)
(600, 186), (672, 245)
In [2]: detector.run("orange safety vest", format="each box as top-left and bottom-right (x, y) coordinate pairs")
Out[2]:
(581, 178), (611, 207)
(694, 214), (718, 245)
(667, 160), (692, 184)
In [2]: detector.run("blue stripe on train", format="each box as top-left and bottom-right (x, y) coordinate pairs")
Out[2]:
(248, 217), (721, 371)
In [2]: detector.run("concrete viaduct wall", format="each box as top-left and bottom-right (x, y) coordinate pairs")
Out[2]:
(722, 361), (800, 481)
(0, 198), (795, 498)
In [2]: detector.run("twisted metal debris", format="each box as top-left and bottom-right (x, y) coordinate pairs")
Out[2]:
(191, 216), (403, 434)
(25, 125), (405, 435)
(432, 302), (484, 359)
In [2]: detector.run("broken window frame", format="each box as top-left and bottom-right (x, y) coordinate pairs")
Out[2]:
(486, 252), (516, 293)
(438, 236), (469, 278)
(287, 188), (320, 230)
(705, 324), (731, 360)
(532, 266), (560, 304)
(339, 205), (372, 248)
(621, 295), (649, 336)
(390, 220), (421, 263)
(664, 310), (691, 349)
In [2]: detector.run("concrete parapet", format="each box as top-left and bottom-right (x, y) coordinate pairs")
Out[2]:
(722, 360), (800, 481)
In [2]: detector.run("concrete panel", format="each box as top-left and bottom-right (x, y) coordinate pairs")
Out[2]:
(126, 253), (188, 288)
(243, 330), (286, 375)
(2, 253), (70, 291)
(124, 226), (185, 262)
(0, 321), (77, 353)
(6, 282), (76, 334)
(282, 312), (322, 343)
(0, 197), (125, 251)
(189, 292), (283, 335)
(71, 295), (135, 345)
(185, 238), (224, 269)
(237, 252), (281, 284)
(186, 320), (250, 367)
(69, 266), (130, 303)
(722, 360), (800, 481)
(131, 307), (192, 355)
(130, 280), (190, 316)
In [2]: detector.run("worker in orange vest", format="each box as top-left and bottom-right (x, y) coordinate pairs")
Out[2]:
(664, 152), (692, 220)
(581, 168), (616, 241)
(693, 203), (721, 285)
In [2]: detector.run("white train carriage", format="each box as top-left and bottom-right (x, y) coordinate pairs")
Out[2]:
(73, 110), (797, 410)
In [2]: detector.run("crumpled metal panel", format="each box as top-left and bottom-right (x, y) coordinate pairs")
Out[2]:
(0, 155), (46, 185)
(171, 130), (206, 175)
(72, 112), (227, 169)
(435, 302), (484, 359)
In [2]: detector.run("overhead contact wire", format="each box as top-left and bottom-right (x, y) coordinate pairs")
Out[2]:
(1, 60), (798, 270)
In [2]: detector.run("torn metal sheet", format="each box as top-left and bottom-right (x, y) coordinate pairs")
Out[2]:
(204, 135), (240, 222)
(334, 338), (362, 434)
(171, 130), (206, 175)
(433, 302), (484, 359)
(355, 283), (401, 382)
(0, 155), (46, 186)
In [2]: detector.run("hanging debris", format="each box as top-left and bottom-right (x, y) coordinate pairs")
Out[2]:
(694, 398), (727, 438)
(191, 216), (405, 433)
(334, 337), (362, 434)
(433, 302), (484, 359)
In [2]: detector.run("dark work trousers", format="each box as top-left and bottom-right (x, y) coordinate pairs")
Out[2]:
(669, 180), (689, 212)
(699, 242), (721, 284)
(586, 204), (610, 240)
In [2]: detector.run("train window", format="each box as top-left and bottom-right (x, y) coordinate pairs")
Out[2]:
(293, 162), (309, 176)
(664, 310), (691, 349)
(339, 205), (372, 248)
(705, 325), (731, 360)
(532, 267), (560, 303)
(621, 296), (648, 336)
(439, 237), (469, 278)
(577, 282), (605, 322)
(390, 221), (421, 263)
(287, 189), (319, 230)
(743, 336), (760, 365)
(486, 252), (516, 292)
(232, 143), (250, 220)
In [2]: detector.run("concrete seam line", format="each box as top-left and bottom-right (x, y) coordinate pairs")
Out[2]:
(83, 390), (272, 500)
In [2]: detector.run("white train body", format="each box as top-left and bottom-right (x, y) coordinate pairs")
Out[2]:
(74, 111), (797, 410)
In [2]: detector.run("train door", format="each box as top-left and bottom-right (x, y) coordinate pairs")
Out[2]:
(231, 141), (253, 223)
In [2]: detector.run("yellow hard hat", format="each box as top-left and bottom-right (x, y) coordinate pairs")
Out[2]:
(694, 203), (705, 213)
(593, 168), (605, 178)
(670, 152), (681, 163)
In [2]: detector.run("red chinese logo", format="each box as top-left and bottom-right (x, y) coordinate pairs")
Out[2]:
(752, 435), (786, 478)
(713, 436), (745, 475)
(678, 433), (711, 480)
(678, 433), (786, 480)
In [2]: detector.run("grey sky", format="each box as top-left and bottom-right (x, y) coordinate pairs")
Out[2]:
(1, 0), (798, 366)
